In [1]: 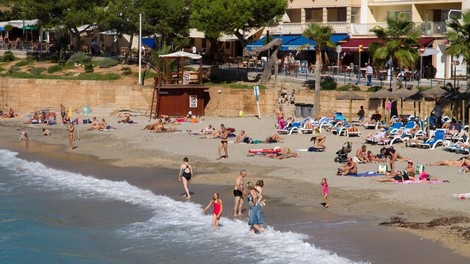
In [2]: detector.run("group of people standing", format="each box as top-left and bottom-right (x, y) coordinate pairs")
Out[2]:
(179, 160), (265, 233)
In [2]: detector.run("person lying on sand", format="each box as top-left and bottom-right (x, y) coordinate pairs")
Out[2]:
(379, 161), (416, 182)
(337, 158), (357, 176)
(265, 148), (298, 159)
(263, 134), (283, 143)
(23, 112), (39, 124)
(117, 115), (135, 124)
(427, 158), (470, 167)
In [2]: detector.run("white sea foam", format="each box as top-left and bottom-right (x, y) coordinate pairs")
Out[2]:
(0, 149), (367, 264)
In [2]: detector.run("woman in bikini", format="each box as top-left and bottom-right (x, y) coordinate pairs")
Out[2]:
(67, 123), (75, 150)
(178, 157), (193, 199)
(203, 192), (223, 228)
(217, 124), (228, 160)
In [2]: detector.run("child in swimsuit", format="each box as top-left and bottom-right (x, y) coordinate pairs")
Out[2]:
(321, 178), (329, 208)
(203, 192), (223, 228)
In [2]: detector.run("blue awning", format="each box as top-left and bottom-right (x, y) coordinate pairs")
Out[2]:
(246, 34), (349, 51)
(246, 35), (301, 50)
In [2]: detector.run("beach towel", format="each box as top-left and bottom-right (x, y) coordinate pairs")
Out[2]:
(453, 193), (470, 200)
(297, 147), (325, 152)
(348, 172), (384, 177)
(394, 180), (442, 184)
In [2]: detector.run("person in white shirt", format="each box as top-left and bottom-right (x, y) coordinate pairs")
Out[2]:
(365, 63), (373, 86)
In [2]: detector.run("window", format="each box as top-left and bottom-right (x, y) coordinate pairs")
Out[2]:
(327, 8), (347, 22)
(305, 8), (322, 22)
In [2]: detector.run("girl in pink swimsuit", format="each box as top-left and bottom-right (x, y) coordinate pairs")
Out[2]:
(203, 192), (223, 228)
(321, 178), (330, 208)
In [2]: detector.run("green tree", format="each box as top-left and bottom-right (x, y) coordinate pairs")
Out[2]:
(446, 10), (470, 92)
(97, 0), (142, 63)
(191, 0), (287, 48)
(17, 0), (110, 49)
(142, 0), (191, 49)
(303, 23), (336, 117)
(369, 16), (420, 90)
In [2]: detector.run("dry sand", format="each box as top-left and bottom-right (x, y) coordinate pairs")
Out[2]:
(1, 113), (470, 259)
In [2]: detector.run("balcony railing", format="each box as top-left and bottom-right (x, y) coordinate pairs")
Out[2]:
(272, 21), (351, 35)
(352, 21), (448, 36)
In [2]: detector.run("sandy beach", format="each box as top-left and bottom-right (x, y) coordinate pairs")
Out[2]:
(1, 112), (470, 262)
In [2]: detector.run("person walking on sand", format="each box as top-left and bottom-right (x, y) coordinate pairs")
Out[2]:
(178, 157), (193, 199)
(321, 178), (330, 208)
(67, 123), (75, 150)
(203, 192), (223, 228)
(233, 170), (247, 216)
(217, 124), (228, 160)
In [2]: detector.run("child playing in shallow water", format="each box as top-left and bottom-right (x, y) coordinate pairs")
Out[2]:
(203, 192), (223, 228)
(321, 178), (329, 208)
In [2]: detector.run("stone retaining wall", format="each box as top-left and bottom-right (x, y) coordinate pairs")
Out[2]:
(0, 77), (439, 118)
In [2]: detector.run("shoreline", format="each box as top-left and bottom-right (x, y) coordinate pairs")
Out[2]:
(1, 116), (470, 262)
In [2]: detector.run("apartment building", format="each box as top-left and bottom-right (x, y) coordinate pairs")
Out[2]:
(265, 0), (469, 79)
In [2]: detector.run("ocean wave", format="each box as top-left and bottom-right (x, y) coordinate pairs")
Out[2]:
(0, 149), (366, 264)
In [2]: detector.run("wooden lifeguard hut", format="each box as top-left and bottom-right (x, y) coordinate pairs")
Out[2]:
(150, 51), (209, 118)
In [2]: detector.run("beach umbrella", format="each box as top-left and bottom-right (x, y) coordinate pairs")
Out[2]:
(404, 90), (431, 119)
(0, 26), (4, 31)
(422, 85), (447, 100)
(369, 88), (400, 126)
(395, 86), (419, 115)
(336, 89), (365, 122)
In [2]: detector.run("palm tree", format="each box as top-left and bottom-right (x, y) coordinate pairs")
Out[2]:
(446, 10), (470, 92)
(303, 23), (335, 117)
(369, 16), (420, 90)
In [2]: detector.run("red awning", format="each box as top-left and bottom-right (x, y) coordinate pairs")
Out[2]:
(339, 38), (381, 51)
(340, 37), (435, 51)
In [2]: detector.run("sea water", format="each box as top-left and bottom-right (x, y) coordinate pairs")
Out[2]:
(0, 149), (363, 264)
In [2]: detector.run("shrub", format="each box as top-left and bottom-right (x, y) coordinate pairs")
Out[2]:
(47, 65), (62, 74)
(67, 52), (91, 65)
(14, 60), (31, 67)
(98, 58), (119, 68)
(58, 60), (66, 66)
(30, 67), (46, 75)
(7, 66), (21, 74)
(0, 66), (5, 72)
(337, 84), (360, 91)
(84, 62), (94, 73)
(320, 76), (337, 90)
(121, 66), (132, 76)
(3, 51), (15, 61)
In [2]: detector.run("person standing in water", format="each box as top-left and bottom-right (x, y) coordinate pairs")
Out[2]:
(233, 170), (247, 216)
(203, 192), (223, 228)
(178, 157), (193, 199)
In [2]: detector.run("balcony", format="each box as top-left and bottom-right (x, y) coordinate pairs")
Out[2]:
(272, 21), (351, 35)
(351, 21), (447, 36)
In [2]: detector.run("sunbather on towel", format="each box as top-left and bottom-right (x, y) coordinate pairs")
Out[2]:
(379, 160), (415, 182)
(428, 158), (470, 167)
(310, 128), (326, 149)
(365, 131), (387, 143)
(337, 158), (357, 176)
(265, 148), (298, 159)
(2, 107), (16, 118)
(87, 117), (100, 130)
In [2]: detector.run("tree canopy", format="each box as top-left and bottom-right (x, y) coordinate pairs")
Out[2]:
(370, 16), (421, 89)
(446, 10), (470, 91)
(190, 0), (287, 47)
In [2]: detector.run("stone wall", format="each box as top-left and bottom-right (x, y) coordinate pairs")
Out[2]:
(0, 77), (437, 118)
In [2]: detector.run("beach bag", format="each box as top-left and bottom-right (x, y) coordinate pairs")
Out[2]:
(416, 164), (425, 174)
(377, 164), (387, 174)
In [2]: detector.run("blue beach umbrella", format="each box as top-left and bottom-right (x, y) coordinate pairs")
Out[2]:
(0, 26), (4, 31)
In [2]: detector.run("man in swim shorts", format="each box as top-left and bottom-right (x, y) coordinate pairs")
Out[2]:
(233, 170), (247, 216)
